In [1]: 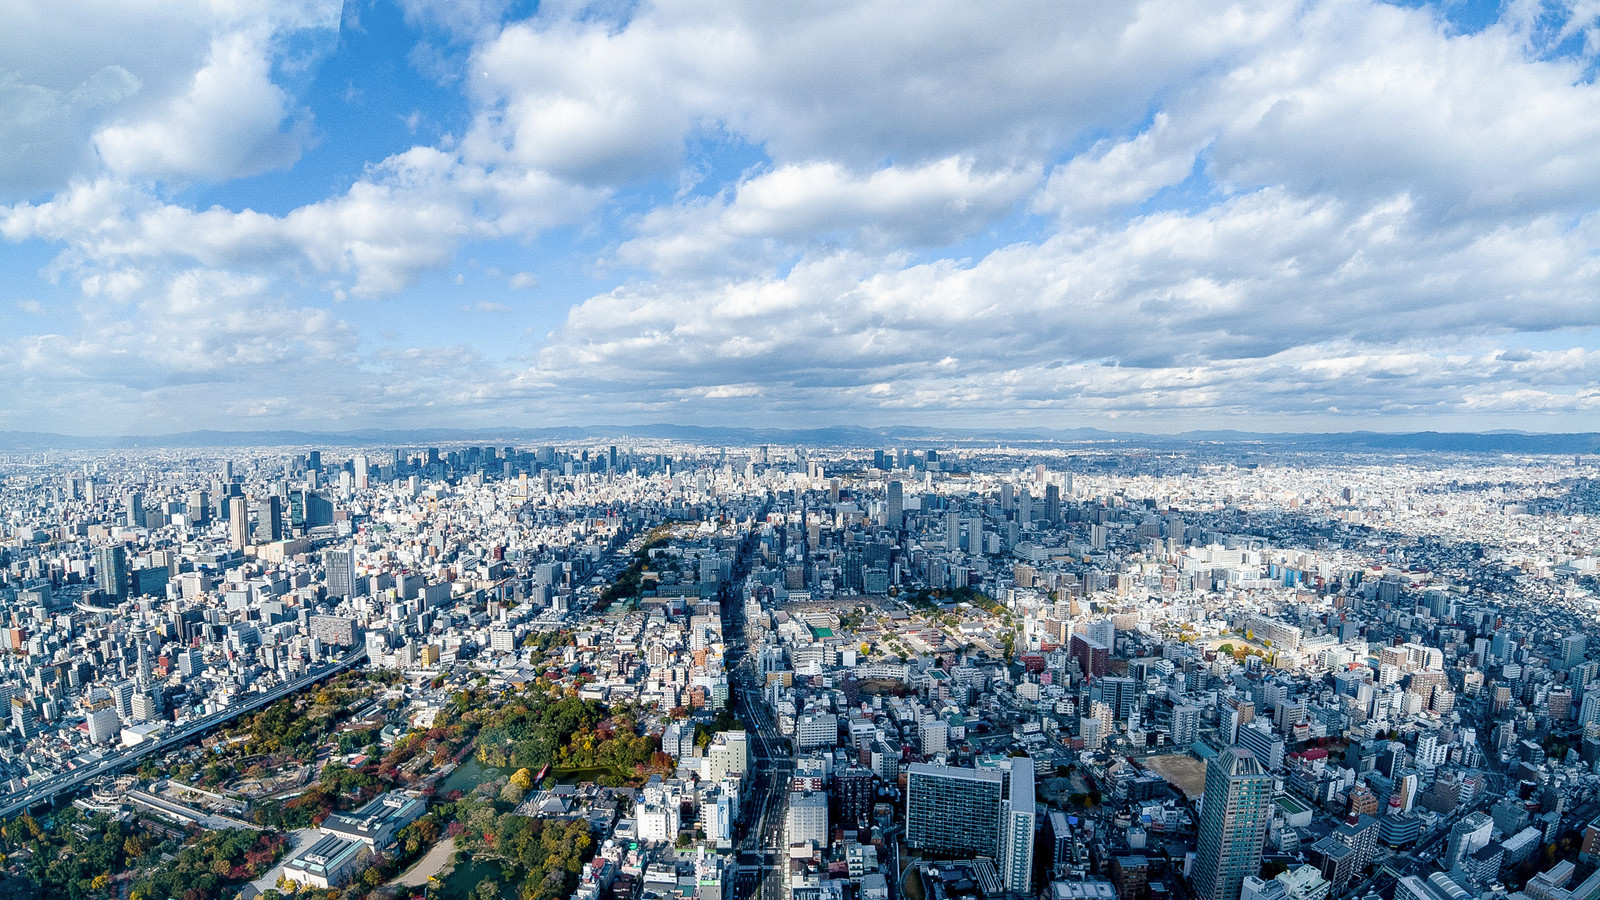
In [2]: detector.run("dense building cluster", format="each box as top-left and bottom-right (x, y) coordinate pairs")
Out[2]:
(1, 441), (1598, 900)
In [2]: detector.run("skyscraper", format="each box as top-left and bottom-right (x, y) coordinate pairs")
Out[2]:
(1001, 757), (1036, 895)
(228, 496), (249, 549)
(251, 496), (283, 544)
(1193, 747), (1273, 900)
(887, 480), (904, 529)
(325, 546), (358, 599)
(94, 545), (128, 599)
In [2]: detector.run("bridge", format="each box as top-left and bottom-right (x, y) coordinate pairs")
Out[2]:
(0, 648), (368, 820)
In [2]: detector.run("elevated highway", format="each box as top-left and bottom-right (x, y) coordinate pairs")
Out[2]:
(0, 648), (367, 820)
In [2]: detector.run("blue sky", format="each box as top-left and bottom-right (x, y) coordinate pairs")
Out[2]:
(3, 0), (1600, 435)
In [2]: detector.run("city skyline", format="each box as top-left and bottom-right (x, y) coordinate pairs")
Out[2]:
(3, 1), (1600, 434)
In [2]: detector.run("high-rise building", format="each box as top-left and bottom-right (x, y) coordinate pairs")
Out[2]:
(325, 547), (358, 599)
(10, 697), (37, 740)
(786, 790), (829, 848)
(124, 492), (143, 528)
(1192, 747), (1273, 900)
(251, 496), (283, 544)
(1171, 704), (1202, 747)
(1001, 757), (1036, 895)
(1070, 633), (1110, 679)
(86, 705), (119, 744)
(228, 496), (249, 549)
(1444, 812), (1493, 876)
(1563, 634), (1587, 669)
(95, 545), (128, 599)
(906, 763), (1004, 858)
(833, 768), (875, 827)
(185, 489), (210, 525)
(887, 481), (904, 529)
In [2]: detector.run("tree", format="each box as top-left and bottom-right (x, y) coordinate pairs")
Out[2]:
(509, 768), (535, 793)
(500, 778), (529, 805)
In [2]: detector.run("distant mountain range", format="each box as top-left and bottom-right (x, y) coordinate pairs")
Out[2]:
(1, 424), (1598, 454)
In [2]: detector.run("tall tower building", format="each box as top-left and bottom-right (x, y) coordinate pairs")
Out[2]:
(228, 496), (249, 549)
(887, 481), (904, 530)
(1001, 757), (1037, 895)
(251, 496), (283, 544)
(1193, 747), (1273, 900)
(95, 545), (128, 599)
(325, 546), (358, 599)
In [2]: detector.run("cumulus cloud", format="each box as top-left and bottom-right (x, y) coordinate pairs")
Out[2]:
(93, 31), (310, 181)
(621, 158), (1040, 276)
(530, 183), (1600, 424)
(0, 149), (604, 297)
(5, 0), (1600, 430)
(0, 0), (340, 193)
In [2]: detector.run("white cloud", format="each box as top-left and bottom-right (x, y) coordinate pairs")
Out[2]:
(529, 183), (1600, 424)
(1032, 115), (1199, 221)
(6, 0), (1600, 430)
(0, 148), (604, 298)
(93, 30), (310, 181)
(0, 66), (140, 197)
(0, 0), (340, 194)
(621, 157), (1039, 276)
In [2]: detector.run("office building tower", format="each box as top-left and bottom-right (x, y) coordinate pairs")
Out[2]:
(1444, 812), (1493, 875)
(325, 547), (358, 599)
(1238, 720), (1286, 770)
(228, 496), (249, 549)
(10, 697), (37, 740)
(252, 496), (283, 544)
(95, 545), (128, 599)
(125, 492), (143, 528)
(87, 705), (119, 744)
(887, 481), (904, 529)
(354, 454), (370, 490)
(787, 790), (829, 848)
(185, 490), (209, 525)
(1193, 747), (1273, 900)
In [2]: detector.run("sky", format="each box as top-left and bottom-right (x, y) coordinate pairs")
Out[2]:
(2, 0), (1600, 436)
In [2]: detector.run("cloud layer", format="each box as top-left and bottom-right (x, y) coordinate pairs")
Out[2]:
(1, 0), (1599, 433)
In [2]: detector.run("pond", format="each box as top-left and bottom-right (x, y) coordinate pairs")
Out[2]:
(552, 764), (630, 785)
(437, 855), (511, 900)
(439, 757), (502, 796)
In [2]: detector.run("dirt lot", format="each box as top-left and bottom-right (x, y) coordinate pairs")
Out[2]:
(1144, 754), (1207, 799)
